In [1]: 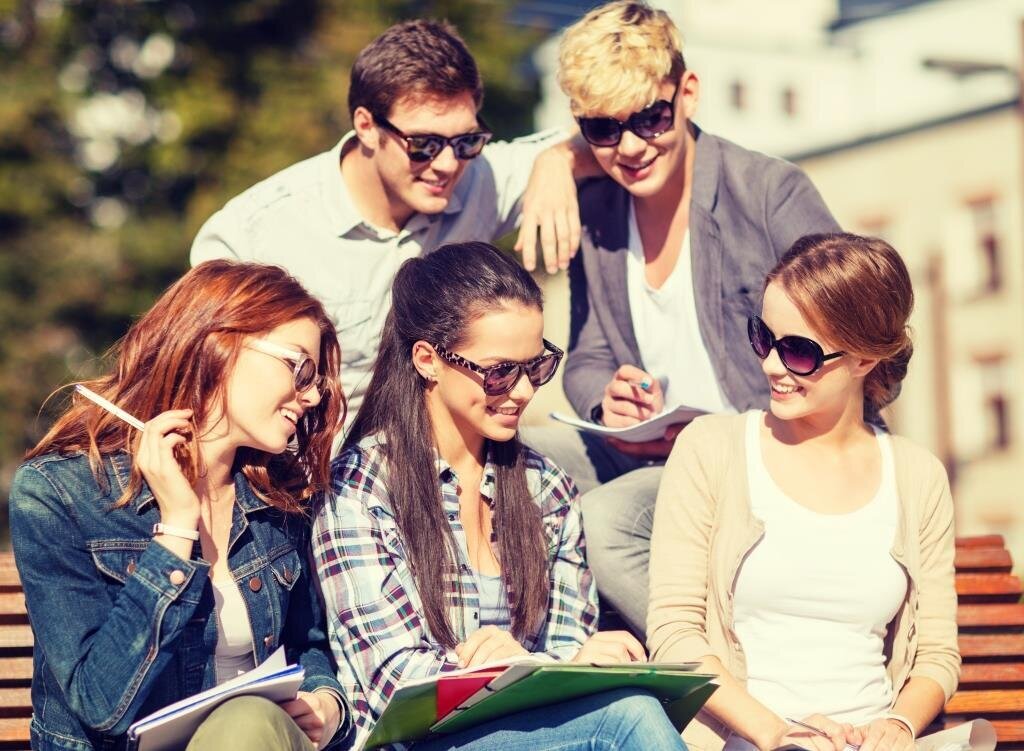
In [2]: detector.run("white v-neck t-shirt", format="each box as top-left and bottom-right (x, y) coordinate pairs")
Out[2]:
(625, 200), (733, 413)
(726, 411), (906, 747)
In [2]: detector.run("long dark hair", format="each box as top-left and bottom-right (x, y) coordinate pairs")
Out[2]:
(29, 260), (344, 513)
(346, 242), (548, 648)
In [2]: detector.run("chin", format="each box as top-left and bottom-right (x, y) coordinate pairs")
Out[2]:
(481, 423), (519, 444)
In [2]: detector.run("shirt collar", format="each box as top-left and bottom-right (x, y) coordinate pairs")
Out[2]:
(328, 130), (466, 238)
(433, 444), (498, 505)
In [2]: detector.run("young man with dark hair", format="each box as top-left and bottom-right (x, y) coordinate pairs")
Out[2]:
(192, 19), (588, 424)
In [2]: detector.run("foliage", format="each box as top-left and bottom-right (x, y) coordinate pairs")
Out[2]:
(0, 0), (542, 542)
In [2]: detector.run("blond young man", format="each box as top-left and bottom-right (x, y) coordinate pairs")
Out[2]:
(522, 1), (839, 634)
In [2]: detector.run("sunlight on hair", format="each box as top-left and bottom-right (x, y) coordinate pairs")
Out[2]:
(558, 1), (685, 116)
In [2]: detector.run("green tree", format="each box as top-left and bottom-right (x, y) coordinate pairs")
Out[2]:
(0, 0), (541, 544)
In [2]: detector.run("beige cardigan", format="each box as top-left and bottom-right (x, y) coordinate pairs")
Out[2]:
(648, 412), (961, 751)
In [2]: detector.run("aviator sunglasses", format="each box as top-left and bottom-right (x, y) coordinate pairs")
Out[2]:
(375, 114), (493, 163)
(747, 315), (844, 377)
(576, 86), (679, 147)
(245, 339), (326, 394)
(431, 340), (564, 396)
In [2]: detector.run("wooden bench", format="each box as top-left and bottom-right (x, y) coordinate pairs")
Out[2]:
(0, 537), (1022, 749)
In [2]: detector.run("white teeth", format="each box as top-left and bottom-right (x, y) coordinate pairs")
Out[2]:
(771, 383), (798, 394)
(280, 409), (298, 424)
(490, 407), (519, 416)
(622, 157), (655, 170)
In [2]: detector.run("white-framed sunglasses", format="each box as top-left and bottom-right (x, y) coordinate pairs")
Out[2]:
(244, 338), (325, 394)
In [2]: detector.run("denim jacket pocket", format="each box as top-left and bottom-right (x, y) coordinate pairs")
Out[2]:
(268, 546), (302, 592)
(89, 540), (151, 584)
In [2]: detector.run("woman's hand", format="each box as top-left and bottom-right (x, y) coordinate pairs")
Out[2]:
(572, 630), (646, 665)
(136, 409), (200, 528)
(455, 626), (528, 668)
(854, 718), (914, 751)
(775, 714), (861, 751)
(600, 365), (665, 428)
(280, 690), (341, 749)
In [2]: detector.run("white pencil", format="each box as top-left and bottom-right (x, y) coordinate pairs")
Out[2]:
(74, 384), (145, 430)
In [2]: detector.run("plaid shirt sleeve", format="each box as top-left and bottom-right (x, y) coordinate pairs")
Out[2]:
(311, 447), (457, 748)
(525, 450), (599, 659)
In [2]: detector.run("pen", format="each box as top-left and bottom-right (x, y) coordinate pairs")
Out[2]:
(785, 717), (860, 750)
(74, 384), (146, 431)
(628, 378), (652, 391)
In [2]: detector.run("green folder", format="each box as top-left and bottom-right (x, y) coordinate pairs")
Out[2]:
(430, 665), (716, 736)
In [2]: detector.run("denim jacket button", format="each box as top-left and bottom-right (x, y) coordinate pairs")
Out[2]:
(126, 561), (137, 576)
(282, 567), (293, 584)
(264, 635), (274, 648)
(249, 576), (262, 592)
(168, 570), (186, 586)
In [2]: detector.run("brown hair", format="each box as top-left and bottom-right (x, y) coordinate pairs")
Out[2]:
(766, 233), (914, 421)
(27, 260), (345, 514)
(347, 19), (483, 120)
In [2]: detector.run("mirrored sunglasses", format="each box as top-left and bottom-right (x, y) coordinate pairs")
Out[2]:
(747, 315), (844, 377)
(576, 86), (679, 147)
(375, 115), (493, 163)
(432, 340), (564, 396)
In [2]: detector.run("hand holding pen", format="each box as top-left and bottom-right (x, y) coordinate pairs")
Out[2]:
(598, 364), (664, 428)
(783, 716), (862, 751)
(75, 385), (201, 544)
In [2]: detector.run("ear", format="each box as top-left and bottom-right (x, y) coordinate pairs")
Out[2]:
(411, 340), (438, 382)
(678, 70), (700, 120)
(352, 106), (380, 150)
(850, 355), (881, 380)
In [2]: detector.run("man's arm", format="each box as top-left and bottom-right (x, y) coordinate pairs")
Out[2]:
(765, 162), (841, 257)
(563, 251), (620, 420)
(189, 203), (249, 266)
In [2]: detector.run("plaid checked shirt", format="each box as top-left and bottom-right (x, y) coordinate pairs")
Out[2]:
(311, 435), (598, 750)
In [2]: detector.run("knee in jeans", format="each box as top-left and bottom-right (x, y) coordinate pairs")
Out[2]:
(601, 687), (662, 718)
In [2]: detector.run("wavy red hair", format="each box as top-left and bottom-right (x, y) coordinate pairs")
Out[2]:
(28, 260), (345, 514)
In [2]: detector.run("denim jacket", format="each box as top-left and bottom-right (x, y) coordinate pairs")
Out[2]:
(9, 450), (353, 751)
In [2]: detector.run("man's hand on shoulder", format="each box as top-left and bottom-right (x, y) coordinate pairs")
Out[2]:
(514, 144), (582, 275)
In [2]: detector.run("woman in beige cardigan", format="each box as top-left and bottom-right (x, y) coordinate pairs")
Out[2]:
(648, 233), (960, 751)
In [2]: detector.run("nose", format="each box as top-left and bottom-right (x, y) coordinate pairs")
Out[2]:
(616, 129), (648, 159)
(430, 143), (459, 174)
(298, 382), (323, 409)
(506, 369), (536, 405)
(760, 347), (788, 378)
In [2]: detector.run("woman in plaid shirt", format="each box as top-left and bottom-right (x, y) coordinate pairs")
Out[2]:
(313, 242), (687, 750)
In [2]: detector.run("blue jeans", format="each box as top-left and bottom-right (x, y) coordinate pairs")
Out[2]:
(413, 687), (686, 751)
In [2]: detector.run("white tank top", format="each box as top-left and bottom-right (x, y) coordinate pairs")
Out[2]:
(211, 577), (256, 684)
(728, 411), (907, 745)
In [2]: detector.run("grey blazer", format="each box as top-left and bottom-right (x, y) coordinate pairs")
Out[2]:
(564, 127), (841, 421)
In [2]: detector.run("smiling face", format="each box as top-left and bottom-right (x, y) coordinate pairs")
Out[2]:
(420, 302), (546, 456)
(364, 91), (480, 227)
(584, 73), (698, 200)
(218, 316), (324, 455)
(758, 282), (873, 424)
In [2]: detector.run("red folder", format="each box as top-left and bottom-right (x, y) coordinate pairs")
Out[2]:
(435, 669), (506, 721)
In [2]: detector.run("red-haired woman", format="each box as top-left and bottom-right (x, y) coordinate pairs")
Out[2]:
(9, 261), (351, 751)
(648, 234), (961, 751)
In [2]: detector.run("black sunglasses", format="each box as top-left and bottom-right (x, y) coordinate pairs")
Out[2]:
(375, 115), (493, 163)
(576, 86), (679, 147)
(747, 316), (844, 377)
(432, 340), (564, 396)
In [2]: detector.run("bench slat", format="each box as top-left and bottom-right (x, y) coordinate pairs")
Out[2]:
(960, 634), (1024, 658)
(0, 688), (31, 716)
(0, 717), (30, 747)
(956, 548), (1015, 572)
(960, 663), (1024, 685)
(957, 574), (1024, 598)
(957, 535), (1007, 549)
(945, 688), (1024, 713)
(958, 604), (1024, 628)
(0, 627), (32, 653)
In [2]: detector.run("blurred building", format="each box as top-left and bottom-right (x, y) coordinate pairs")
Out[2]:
(524, 0), (1024, 556)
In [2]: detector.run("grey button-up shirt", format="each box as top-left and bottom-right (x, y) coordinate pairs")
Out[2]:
(191, 129), (564, 426)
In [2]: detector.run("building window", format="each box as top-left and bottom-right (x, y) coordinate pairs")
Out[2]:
(977, 353), (1012, 451)
(781, 86), (797, 117)
(730, 80), (746, 111)
(968, 198), (1002, 294)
